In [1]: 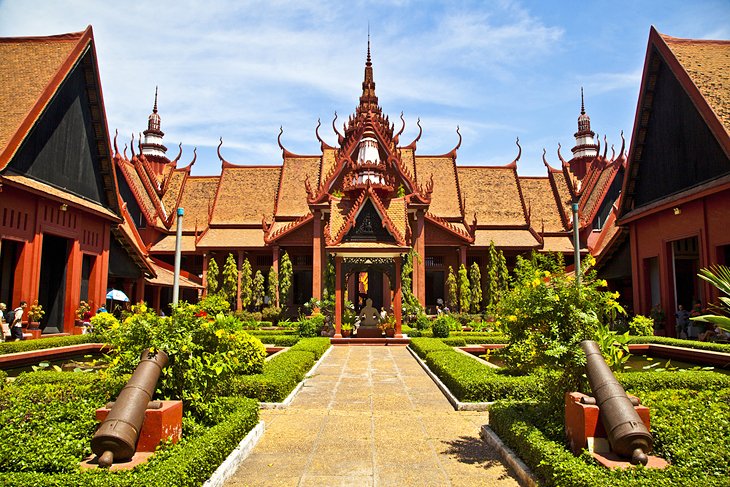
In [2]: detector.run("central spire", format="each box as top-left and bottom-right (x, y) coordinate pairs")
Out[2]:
(359, 31), (378, 112)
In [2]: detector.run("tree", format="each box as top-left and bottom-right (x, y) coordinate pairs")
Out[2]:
(252, 270), (265, 310)
(485, 242), (499, 307)
(497, 247), (509, 296)
(221, 254), (239, 307)
(206, 257), (219, 295)
(279, 252), (293, 306)
(469, 262), (483, 313)
(240, 258), (252, 310)
(445, 266), (457, 310)
(401, 249), (424, 319)
(458, 264), (471, 312)
(268, 266), (279, 306)
(324, 255), (335, 298)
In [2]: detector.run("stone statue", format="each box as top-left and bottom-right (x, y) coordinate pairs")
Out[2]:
(358, 298), (379, 326)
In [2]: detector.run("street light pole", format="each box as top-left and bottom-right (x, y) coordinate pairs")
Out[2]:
(172, 207), (184, 306)
(572, 202), (581, 286)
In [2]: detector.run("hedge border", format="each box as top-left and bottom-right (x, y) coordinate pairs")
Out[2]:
(0, 334), (99, 356)
(629, 336), (730, 354)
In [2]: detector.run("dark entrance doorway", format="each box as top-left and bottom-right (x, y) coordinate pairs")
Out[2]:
(38, 234), (71, 331)
(368, 270), (383, 310)
(0, 239), (21, 307)
(672, 236), (700, 310)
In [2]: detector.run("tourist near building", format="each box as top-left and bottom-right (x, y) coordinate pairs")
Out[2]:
(616, 27), (730, 335)
(114, 39), (628, 326)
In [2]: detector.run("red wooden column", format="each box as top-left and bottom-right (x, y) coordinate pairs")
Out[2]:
(312, 210), (323, 300)
(236, 250), (244, 311)
(459, 245), (468, 268)
(414, 211), (426, 305)
(135, 277), (146, 303)
(394, 255), (403, 338)
(201, 253), (209, 298)
(334, 255), (342, 338)
(152, 286), (162, 314)
(62, 240), (83, 333)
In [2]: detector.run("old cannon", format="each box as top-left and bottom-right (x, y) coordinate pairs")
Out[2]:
(580, 340), (653, 465)
(91, 348), (168, 467)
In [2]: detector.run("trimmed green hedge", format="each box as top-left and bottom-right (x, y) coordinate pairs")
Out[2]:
(0, 396), (259, 487)
(618, 370), (730, 393)
(225, 338), (330, 402)
(248, 329), (298, 336)
(489, 387), (730, 486)
(629, 336), (730, 354)
(409, 338), (538, 402)
(0, 334), (100, 356)
(253, 335), (301, 347)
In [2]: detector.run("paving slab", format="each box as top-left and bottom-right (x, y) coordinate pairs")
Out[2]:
(224, 346), (520, 486)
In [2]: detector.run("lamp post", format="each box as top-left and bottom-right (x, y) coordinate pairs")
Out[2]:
(572, 202), (581, 286)
(172, 207), (184, 306)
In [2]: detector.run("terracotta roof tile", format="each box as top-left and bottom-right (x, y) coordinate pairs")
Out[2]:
(384, 197), (407, 240)
(327, 197), (353, 241)
(320, 149), (337, 186)
(519, 177), (565, 231)
(172, 177), (219, 232)
(458, 167), (526, 226)
(415, 156), (461, 218)
(118, 159), (159, 225)
(662, 36), (730, 133)
(549, 170), (574, 224)
(276, 156), (320, 217)
(196, 228), (265, 248)
(540, 235), (576, 253)
(210, 167), (280, 225)
(161, 170), (186, 214)
(146, 260), (202, 288)
(399, 148), (416, 180)
(0, 32), (83, 157)
(473, 229), (540, 248)
(149, 235), (197, 253)
(580, 164), (616, 224)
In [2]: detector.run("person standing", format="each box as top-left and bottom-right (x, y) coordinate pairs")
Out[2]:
(0, 303), (10, 342)
(675, 304), (690, 339)
(10, 301), (27, 341)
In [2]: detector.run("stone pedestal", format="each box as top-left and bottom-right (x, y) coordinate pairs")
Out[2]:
(355, 326), (383, 338)
(95, 400), (183, 452)
(565, 392), (668, 469)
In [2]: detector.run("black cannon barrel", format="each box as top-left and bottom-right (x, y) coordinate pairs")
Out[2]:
(91, 349), (168, 467)
(581, 340), (652, 465)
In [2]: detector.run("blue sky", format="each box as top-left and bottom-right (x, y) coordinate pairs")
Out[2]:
(1, 0), (728, 176)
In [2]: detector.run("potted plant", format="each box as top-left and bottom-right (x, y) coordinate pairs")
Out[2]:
(75, 300), (91, 326)
(379, 316), (396, 338)
(341, 322), (353, 338)
(27, 301), (44, 329)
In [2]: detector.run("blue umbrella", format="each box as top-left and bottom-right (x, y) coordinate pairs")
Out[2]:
(106, 289), (130, 302)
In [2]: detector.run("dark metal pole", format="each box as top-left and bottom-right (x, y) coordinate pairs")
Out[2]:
(172, 207), (184, 305)
(572, 202), (581, 285)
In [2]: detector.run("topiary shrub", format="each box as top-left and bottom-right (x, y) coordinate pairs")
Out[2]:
(431, 315), (452, 338)
(629, 315), (654, 336)
(297, 314), (325, 337)
(414, 313), (431, 331)
(261, 306), (282, 324)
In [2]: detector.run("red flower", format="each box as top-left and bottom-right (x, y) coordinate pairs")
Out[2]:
(195, 310), (208, 318)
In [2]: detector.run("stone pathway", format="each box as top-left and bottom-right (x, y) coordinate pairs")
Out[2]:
(225, 346), (520, 486)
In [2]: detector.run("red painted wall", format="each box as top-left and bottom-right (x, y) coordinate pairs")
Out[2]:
(629, 189), (730, 335)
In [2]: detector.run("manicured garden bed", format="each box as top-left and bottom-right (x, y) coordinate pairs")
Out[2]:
(0, 334), (100, 356)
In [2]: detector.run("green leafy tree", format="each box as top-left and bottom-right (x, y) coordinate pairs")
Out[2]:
(469, 262), (483, 313)
(497, 247), (509, 295)
(252, 270), (265, 310)
(206, 257), (219, 295)
(268, 266), (279, 306)
(279, 252), (293, 306)
(401, 249), (424, 319)
(458, 264), (471, 312)
(222, 254), (239, 307)
(324, 255), (335, 298)
(240, 257), (252, 310)
(445, 266), (457, 310)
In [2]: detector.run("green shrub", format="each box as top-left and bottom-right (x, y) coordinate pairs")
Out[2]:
(289, 337), (330, 359)
(261, 306), (282, 324)
(298, 314), (324, 337)
(0, 334), (99, 356)
(629, 335), (730, 353)
(618, 370), (730, 393)
(226, 350), (316, 402)
(414, 313), (431, 330)
(423, 351), (539, 402)
(409, 338), (454, 358)
(196, 293), (231, 316)
(441, 337), (467, 347)
(431, 315), (452, 338)
(629, 315), (654, 336)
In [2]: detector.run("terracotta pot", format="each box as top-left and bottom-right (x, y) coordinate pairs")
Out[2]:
(342, 329), (351, 338)
(385, 328), (396, 338)
(28, 321), (41, 330)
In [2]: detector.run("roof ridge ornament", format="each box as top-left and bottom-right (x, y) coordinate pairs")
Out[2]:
(510, 137), (522, 165)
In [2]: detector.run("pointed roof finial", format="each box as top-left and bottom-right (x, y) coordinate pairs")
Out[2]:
(359, 26), (378, 112)
(367, 23), (371, 66)
(580, 87), (585, 115)
(153, 85), (159, 114)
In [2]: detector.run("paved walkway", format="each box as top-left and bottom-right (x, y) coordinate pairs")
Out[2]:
(225, 346), (520, 486)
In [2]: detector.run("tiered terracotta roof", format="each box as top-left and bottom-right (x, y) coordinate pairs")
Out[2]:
(458, 166), (527, 226)
(209, 165), (281, 225)
(275, 156), (320, 217)
(414, 156), (462, 218)
(519, 177), (565, 232)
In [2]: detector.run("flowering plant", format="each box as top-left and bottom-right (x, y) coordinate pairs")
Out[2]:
(28, 301), (45, 322)
(75, 300), (91, 320)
